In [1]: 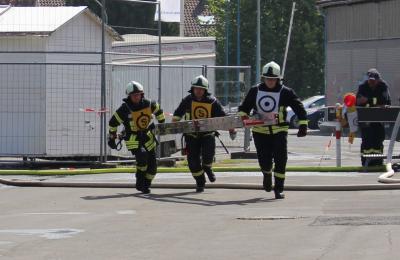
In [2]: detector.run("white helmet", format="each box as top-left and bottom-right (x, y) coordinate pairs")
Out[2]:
(191, 75), (209, 90)
(125, 81), (144, 95)
(261, 61), (281, 79)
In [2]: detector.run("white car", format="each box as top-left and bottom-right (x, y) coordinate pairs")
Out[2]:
(287, 95), (326, 128)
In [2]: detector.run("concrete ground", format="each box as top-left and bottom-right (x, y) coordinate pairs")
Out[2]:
(1, 171), (400, 260)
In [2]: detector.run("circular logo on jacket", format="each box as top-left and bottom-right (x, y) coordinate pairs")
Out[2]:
(257, 95), (276, 113)
(193, 106), (209, 119)
(136, 113), (151, 129)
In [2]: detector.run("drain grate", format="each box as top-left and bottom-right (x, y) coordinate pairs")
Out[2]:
(237, 216), (306, 221)
(311, 216), (400, 226)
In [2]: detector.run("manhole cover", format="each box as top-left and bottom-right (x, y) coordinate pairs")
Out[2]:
(311, 216), (400, 226)
(237, 216), (306, 221)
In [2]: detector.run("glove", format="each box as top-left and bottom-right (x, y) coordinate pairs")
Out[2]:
(297, 125), (307, 137)
(107, 133), (118, 149)
(229, 129), (237, 141)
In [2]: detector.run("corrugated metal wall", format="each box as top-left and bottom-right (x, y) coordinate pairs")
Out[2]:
(0, 37), (47, 155)
(325, 0), (400, 105)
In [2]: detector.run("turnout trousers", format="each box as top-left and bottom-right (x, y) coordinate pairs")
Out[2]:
(185, 133), (216, 188)
(253, 131), (288, 193)
(360, 123), (385, 166)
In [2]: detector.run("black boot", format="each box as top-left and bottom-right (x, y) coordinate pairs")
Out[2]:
(142, 178), (152, 194)
(274, 175), (285, 199)
(194, 174), (206, 193)
(274, 190), (285, 199)
(262, 172), (272, 192)
(135, 172), (145, 192)
(204, 167), (216, 183)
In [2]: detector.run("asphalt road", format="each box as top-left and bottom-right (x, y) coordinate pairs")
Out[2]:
(1, 171), (400, 260)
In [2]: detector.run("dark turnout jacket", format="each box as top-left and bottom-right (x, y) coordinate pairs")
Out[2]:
(238, 82), (307, 135)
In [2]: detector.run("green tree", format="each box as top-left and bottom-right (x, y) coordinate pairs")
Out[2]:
(209, 0), (324, 98)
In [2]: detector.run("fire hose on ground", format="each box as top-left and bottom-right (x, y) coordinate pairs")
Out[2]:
(0, 162), (399, 191)
(378, 110), (400, 183)
(2, 177), (400, 191)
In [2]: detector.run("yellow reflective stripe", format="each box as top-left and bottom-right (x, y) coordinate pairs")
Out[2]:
(372, 97), (377, 105)
(203, 132), (215, 137)
(147, 131), (154, 140)
(145, 140), (154, 147)
(272, 129), (288, 134)
(146, 143), (156, 151)
(362, 149), (383, 154)
(298, 120), (308, 126)
(173, 116), (181, 121)
(192, 170), (204, 177)
(185, 112), (191, 120)
(126, 135), (139, 149)
(274, 172), (285, 179)
(129, 121), (137, 132)
(252, 126), (270, 134)
(238, 111), (248, 117)
(137, 165), (148, 171)
(153, 103), (160, 113)
(271, 125), (289, 134)
(156, 113), (165, 121)
(145, 131), (156, 150)
(113, 112), (123, 124)
(253, 125), (288, 135)
(145, 173), (155, 180)
(109, 126), (118, 132)
(271, 125), (289, 130)
(262, 171), (272, 175)
(203, 163), (212, 167)
(278, 106), (285, 123)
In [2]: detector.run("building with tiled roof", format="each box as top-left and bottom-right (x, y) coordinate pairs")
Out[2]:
(0, 0), (64, 6)
(184, 0), (214, 37)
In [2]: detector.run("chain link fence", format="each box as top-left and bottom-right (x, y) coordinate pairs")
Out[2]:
(0, 6), (112, 158)
(108, 64), (252, 158)
(0, 3), (252, 160)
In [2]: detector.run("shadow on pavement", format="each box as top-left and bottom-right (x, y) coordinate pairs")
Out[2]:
(81, 191), (276, 207)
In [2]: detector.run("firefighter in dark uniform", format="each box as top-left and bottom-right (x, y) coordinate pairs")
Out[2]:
(172, 75), (233, 192)
(108, 81), (165, 194)
(356, 68), (391, 166)
(238, 61), (307, 199)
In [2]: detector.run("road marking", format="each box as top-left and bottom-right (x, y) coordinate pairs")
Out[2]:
(23, 212), (89, 215)
(117, 210), (136, 215)
(237, 216), (308, 220)
(0, 229), (84, 240)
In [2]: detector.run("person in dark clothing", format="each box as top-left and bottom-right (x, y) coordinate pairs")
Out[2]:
(108, 81), (165, 194)
(173, 75), (235, 192)
(238, 61), (308, 199)
(356, 68), (391, 166)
